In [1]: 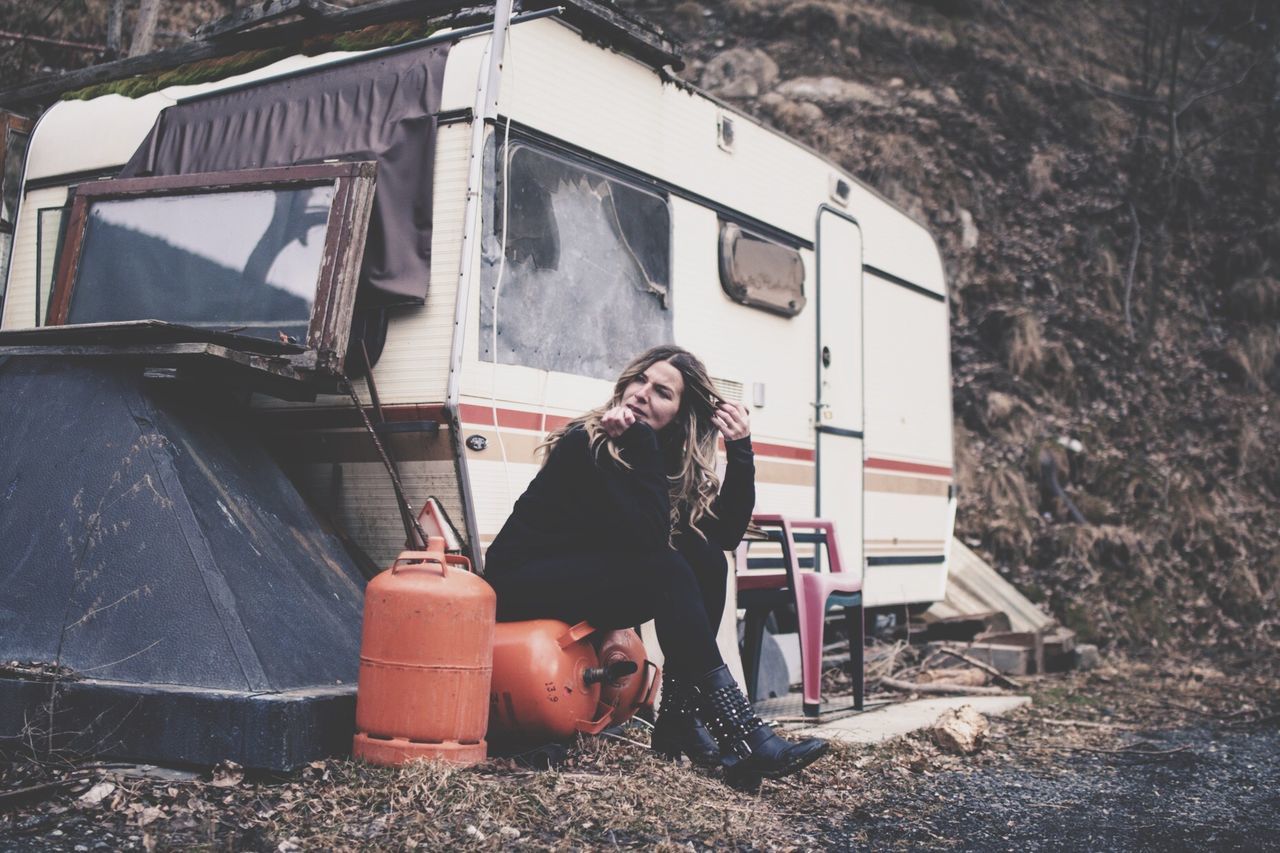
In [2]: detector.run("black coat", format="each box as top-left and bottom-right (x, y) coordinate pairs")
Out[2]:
(483, 422), (755, 575)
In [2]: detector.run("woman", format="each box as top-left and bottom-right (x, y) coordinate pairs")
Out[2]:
(484, 345), (828, 785)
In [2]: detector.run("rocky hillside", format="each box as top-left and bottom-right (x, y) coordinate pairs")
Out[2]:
(631, 0), (1280, 653)
(2, 0), (1277, 653)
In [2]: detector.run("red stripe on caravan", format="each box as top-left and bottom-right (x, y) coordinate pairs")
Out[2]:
(864, 457), (953, 477)
(460, 404), (815, 460)
(458, 404), (574, 433)
(458, 404), (542, 430)
(751, 442), (815, 462)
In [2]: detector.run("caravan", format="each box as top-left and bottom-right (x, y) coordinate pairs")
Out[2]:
(0, 0), (953, 646)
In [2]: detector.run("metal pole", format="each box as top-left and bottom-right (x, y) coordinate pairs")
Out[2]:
(446, 0), (516, 569)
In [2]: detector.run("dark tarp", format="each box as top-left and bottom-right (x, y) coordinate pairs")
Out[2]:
(0, 357), (365, 692)
(119, 41), (451, 315)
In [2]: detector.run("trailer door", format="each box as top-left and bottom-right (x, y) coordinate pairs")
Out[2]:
(815, 208), (864, 575)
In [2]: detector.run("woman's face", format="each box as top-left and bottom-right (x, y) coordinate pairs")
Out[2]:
(621, 360), (684, 432)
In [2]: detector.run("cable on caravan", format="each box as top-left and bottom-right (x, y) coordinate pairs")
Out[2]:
(488, 30), (516, 511)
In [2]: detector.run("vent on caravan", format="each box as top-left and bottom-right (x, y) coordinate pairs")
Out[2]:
(717, 113), (735, 152)
(711, 376), (744, 403)
(829, 174), (851, 206)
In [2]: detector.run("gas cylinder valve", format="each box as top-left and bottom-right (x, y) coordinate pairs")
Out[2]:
(583, 659), (639, 687)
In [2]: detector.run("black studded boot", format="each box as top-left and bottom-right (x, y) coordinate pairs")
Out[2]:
(650, 672), (721, 767)
(695, 665), (829, 787)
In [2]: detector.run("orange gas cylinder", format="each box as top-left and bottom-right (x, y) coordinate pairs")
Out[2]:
(352, 540), (495, 766)
(487, 621), (612, 748)
(594, 628), (660, 726)
(487, 621), (653, 748)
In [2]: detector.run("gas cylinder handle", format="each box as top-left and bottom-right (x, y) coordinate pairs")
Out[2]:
(389, 551), (448, 577)
(558, 621), (598, 649)
(444, 553), (473, 572)
(639, 661), (661, 709)
(575, 699), (616, 736)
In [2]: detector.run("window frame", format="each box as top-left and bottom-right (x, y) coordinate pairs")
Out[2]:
(717, 218), (807, 318)
(480, 135), (676, 379)
(0, 111), (33, 233)
(494, 138), (674, 297)
(46, 162), (376, 375)
(35, 205), (69, 327)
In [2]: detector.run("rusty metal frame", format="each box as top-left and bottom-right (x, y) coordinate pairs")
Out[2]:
(47, 161), (376, 376)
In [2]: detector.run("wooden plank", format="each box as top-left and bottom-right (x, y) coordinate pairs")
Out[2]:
(926, 641), (1031, 676)
(923, 539), (1055, 633)
(0, 342), (330, 400)
(194, 0), (343, 40)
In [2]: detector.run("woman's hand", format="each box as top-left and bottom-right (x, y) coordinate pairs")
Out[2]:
(601, 404), (637, 438)
(712, 402), (751, 441)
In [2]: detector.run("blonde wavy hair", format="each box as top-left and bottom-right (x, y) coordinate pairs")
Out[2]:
(542, 346), (722, 540)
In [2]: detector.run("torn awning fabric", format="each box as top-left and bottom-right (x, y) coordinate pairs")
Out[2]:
(119, 40), (451, 308)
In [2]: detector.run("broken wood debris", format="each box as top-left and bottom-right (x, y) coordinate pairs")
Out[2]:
(878, 676), (1010, 696)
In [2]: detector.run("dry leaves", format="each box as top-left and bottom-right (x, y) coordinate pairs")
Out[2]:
(209, 760), (243, 788)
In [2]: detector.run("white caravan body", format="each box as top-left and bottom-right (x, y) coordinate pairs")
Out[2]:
(2, 13), (954, 609)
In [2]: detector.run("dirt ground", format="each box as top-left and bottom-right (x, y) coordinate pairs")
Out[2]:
(1, 655), (1276, 851)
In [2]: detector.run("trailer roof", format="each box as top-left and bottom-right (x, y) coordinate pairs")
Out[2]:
(0, 0), (680, 110)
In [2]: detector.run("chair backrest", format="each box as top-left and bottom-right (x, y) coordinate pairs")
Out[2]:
(734, 515), (849, 590)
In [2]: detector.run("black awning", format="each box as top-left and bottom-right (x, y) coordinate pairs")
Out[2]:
(119, 40), (450, 308)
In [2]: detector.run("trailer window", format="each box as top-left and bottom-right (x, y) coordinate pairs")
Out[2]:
(0, 115), (32, 310)
(40, 162), (376, 378)
(718, 221), (806, 317)
(65, 186), (333, 343)
(480, 142), (672, 380)
(1, 125), (30, 230)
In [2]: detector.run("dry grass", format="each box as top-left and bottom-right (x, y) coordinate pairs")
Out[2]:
(7, 658), (1279, 850)
(0, 728), (900, 850)
(1226, 276), (1280, 322)
(259, 741), (809, 849)
(1005, 311), (1075, 393)
(1227, 326), (1279, 392)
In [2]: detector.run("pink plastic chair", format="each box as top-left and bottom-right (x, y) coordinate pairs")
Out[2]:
(735, 515), (864, 716)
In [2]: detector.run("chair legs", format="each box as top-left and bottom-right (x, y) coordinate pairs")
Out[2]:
(740, 607), (769, 703)
(799, 590), (824, 718)
(743, 600), (865, 715)
(801, 594), (864, 717)
(846, 602), (864, 711)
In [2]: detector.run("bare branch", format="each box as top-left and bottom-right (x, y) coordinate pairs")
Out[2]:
(106, 0), (124, 55)
(128, 0), (162, 57)
(1124, 200), (1142, 339)
(1075, 76), (1162, 106)
(1177, 57), (1266, 116)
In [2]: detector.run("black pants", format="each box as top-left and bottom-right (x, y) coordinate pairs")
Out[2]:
(485, 538), (729, 680)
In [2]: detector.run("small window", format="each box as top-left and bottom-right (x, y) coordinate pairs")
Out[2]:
(0, 112), (32, 312)
(1, 118), (31, 230)
(35, 206), (67, 326)
(480, 141), (672, 380)
(718, 221), (806, 317)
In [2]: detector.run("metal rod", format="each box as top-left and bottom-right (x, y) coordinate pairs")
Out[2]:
(341, 372), (427, 550)
(445, 0), (517, 571)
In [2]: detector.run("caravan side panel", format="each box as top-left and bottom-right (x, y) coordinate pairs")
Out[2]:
(861, 269), (953, 606)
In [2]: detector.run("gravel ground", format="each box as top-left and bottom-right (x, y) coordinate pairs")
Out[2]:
(853, 721), (1280, 851)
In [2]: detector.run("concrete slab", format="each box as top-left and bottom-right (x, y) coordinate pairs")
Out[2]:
(786, 695), (1031, 745)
